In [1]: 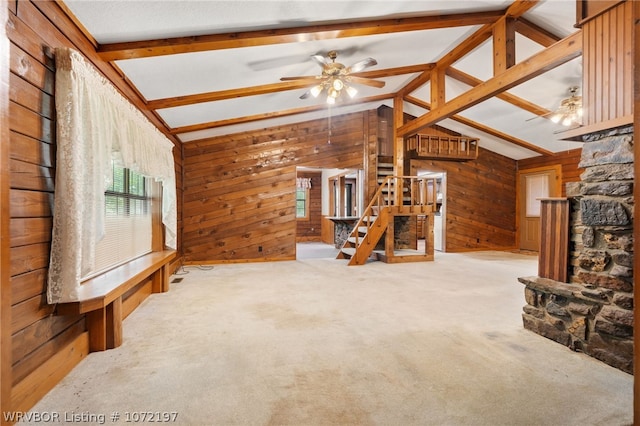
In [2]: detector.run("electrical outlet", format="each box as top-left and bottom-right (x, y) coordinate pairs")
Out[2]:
(258, 246), (263, 252)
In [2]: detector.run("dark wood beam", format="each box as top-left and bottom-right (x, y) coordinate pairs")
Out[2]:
(398, 31), (582, 137)
(98, 11), (503, 61)
(148, 64), (433, 110)
(504, 0), (541, 18)
(436, 23), (494, 69)
(393, 95), (405, 176)
(493, 17), (516, 74)
(445, 67), (551, 117)
(397, 69), (434, 98)
(515, 18), (562, 47)
(405, 95), (554, 156)
(170, 93), (392, 134)
(430, 66), (446, 109)
(399, 0), (541, 95)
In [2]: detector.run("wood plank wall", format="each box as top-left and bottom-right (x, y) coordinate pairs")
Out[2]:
(581, 1), (633, 126)
(5, 0), (183, 413)
(182, 111), (375, 263)
(517, 149), (583, 197)
(409, 148), (517, 251)
(296, 171), (322, 242)
(1, 0), (12, 416)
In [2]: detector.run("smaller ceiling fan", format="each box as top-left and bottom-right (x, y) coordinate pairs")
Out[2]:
(280, 50), (385, 104)
(528, 86), (583, 127)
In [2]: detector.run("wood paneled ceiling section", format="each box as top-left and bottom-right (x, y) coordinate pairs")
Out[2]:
(62, 0), (583, 159)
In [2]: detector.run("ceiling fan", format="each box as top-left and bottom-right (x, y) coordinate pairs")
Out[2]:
(280, 50), (385, 104)
(528, 86), (583, 127)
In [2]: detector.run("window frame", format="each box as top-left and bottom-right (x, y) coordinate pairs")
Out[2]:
(296, 187), (310, 220)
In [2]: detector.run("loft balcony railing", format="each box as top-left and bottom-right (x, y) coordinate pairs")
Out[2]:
(406, 134), (479, 160)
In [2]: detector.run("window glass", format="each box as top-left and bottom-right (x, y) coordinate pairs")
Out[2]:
(83, 164), (153, 280)
(296, 188), (308, 218)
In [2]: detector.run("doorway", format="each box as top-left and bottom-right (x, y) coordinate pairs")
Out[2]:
(418, 170), (446, 252)
(517, 166), (561, 251)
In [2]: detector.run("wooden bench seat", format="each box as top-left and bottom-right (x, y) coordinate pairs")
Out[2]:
(56, 250), (177, 352)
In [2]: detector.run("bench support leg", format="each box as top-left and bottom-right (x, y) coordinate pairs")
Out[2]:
(152, 264), (171, 294)
(86, 298), (123, 352)
(86, 309), (107, 352)
(106, 297), (123, 349)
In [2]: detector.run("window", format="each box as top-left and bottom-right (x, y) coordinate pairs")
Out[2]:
(525, 173), (549, 217)
(296, 188), (309, 219)
(84, 163), (153, 279)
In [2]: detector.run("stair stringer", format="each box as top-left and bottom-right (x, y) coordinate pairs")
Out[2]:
(347, 207), (390, 265)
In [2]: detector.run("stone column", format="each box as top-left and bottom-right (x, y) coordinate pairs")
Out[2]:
(519, 125), (634, 374)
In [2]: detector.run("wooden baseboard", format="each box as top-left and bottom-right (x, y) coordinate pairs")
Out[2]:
(296, 236), (322, 242)
(11, 332), (89, 413)
(183, 256), (296, 265)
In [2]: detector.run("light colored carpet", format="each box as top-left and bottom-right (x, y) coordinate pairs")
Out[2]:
(24, 248), (632, 425)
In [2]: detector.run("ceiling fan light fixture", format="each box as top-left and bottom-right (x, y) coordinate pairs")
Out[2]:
(310, 85), (323, 98)
(282, 50), (384, 106)
(551, 86), (583, 127)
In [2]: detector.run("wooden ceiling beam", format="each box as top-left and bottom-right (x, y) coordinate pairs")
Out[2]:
(436, 23), (494, 69)
(148, 64), (433, 109)
(354, 63), (435, 79)
(170, 93), (392, 135)
(149, 81), (316, 110)
(493, 17), (516, 74)
(405, 95), (553, 156)
(399, 1), (541, 96)
(445, 67), (551, 117)
(97, 11), (503, 62)
(514, 18), (562, 47)
(436, 1), (538, 70)
(430, 66), (446, 109)
(504, 0), (541, 18)
(398, 31), (582, 137)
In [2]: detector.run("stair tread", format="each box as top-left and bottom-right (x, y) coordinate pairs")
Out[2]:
(341, 247), (356, 256)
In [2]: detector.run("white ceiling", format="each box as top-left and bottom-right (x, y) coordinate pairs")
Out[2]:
(62, 0), (583, 160)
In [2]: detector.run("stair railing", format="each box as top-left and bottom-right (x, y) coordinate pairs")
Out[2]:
(349, 176), (438, 247)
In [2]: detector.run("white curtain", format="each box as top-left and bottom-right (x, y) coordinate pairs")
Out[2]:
(296, 177), (312, 189)
(48, 47), (177, 303)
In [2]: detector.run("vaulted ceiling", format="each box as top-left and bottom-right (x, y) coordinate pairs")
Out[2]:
(61, 0), (583, 160)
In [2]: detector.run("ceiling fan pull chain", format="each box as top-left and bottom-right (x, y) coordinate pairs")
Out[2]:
(327, 105), (332, 144)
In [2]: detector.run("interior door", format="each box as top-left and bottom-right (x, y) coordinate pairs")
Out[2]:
(518, 168), (558, 251)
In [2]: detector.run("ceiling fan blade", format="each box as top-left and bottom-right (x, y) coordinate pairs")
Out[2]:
(299, 89), (313, 100)
(525, 111), (554, 122)
(310, 54), (329, 67)
(280, 76), (324, 85)
(347, 75), (385, 88)
(346, 57), (378, 73)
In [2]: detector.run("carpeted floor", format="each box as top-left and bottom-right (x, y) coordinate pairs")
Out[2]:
(23, 247), (633, 425)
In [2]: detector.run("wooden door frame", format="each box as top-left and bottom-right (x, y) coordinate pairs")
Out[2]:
(515, 165), (562, 250)
(632, 1), (640, 421)
(1, 0), (12, 417)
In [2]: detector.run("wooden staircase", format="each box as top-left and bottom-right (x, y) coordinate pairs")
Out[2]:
(337, 176), (437, 265)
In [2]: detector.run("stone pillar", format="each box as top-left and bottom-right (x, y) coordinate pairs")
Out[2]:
(519, 125), (634, 374)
